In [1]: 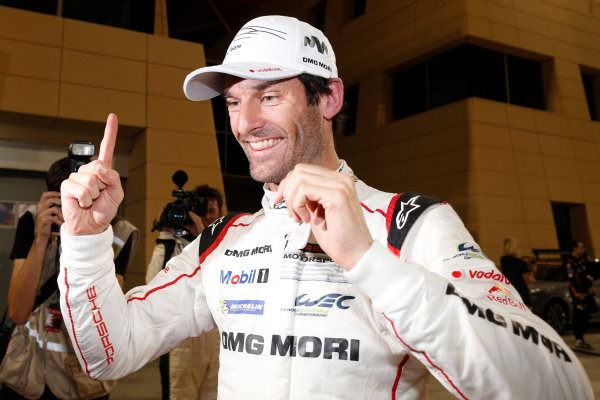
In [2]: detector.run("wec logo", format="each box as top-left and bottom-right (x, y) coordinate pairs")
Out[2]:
(283, 293), (355, 317)
(295, 293), (355, 309)
(458, 242), (481, 252)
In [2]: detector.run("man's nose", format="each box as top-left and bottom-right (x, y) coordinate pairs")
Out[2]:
(235, 100), (264, 136)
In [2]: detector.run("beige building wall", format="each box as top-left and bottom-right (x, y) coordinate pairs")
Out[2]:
(0, 5), (223, 290)
(2, 1), (599, 271)
(328, 0), (600, 263)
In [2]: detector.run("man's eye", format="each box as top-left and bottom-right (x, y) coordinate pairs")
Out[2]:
(226, 100), (240, 110)
(263, 95), (278, 103)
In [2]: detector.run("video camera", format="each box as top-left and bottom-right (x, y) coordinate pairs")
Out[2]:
(156, 170), (207, 236)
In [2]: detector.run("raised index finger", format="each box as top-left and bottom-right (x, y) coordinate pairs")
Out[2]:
(99, 113), (118, 169)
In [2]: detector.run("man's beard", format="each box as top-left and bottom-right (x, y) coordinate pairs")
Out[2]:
(244, 107), (325, 185)
(248, 159), (289, 185)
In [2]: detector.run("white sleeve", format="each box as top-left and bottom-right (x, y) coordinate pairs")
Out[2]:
(346, 204), (593, 400)
(58, 225), (214, 380)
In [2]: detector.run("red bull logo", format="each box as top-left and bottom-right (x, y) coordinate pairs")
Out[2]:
(488, 285), (511, 296)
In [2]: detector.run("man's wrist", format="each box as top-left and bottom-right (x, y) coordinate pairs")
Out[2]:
(34, 231), (51, 245)
(60, 224), (114, 270)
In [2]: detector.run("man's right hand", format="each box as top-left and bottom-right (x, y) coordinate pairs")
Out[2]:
(60, 114), (124, 236)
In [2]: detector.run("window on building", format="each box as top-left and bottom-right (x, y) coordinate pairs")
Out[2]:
(342, 0), (366, 23)
(344, 83), (359, 135)
(507, 55), (544, 109)
(353, 0), (366, 17)
(392, 44), (545, 120)
(581, 71), (599, 121)
(551, 202), (592, 253)
(428, 45), (508, 109)
(0, 0), (155, 33)
(308, 0), (327, 32)
(392, 63), (427, 119)
(0, 0), (57, 15)
(62, 0), (155, 33)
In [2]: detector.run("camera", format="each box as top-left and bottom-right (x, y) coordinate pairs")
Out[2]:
(157, 170), (207, 236)
(52, 141), (96, 233)
(68, 141), (95, 172)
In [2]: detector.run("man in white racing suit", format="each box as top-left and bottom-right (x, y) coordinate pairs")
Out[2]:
(57, 15), (593, 399)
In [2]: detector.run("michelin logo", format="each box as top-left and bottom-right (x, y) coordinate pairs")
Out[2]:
(221, 300), (265, 315)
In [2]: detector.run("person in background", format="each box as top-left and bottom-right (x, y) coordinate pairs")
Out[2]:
(564, 240), (596, 350)
(500, 237), (536, 308)
(146, 185), (223, 400)
(0, 157), (139, 399)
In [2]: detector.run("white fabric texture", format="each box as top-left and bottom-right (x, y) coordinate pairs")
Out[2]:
(59, 163), (593, 399)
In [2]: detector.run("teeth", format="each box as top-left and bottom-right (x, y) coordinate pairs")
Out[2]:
(249, 138), (282, 150)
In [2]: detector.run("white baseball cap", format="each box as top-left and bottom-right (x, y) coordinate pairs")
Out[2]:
(183, 15), (338, 101)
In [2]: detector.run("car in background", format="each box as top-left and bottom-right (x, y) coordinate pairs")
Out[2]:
(528, 249), (600, 334)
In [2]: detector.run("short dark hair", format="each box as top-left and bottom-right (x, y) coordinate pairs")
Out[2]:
(46, 157), (71, 192)
(297, 73), (347, 136)
(193, 185), (223, 212)
(570, 240), (582, 251)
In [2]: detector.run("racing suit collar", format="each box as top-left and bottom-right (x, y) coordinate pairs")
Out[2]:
(260, 160), (355, 250)
(261, 160), (355, 213)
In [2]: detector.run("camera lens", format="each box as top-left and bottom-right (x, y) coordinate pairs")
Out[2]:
(165, 204), (189, 227)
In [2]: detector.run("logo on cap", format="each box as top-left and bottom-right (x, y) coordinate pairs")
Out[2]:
(304, 36), (328, 54)
(234, 25), (287, 42)
(249, 67), (283, 73)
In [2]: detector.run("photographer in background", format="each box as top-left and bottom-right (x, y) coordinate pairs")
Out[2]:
(146, 184), (223, 400)
(0, 154), (139, 400)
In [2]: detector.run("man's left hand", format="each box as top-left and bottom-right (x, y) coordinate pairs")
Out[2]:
(274, 164), (373, 271)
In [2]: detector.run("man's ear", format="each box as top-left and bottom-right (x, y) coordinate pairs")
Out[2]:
(322, 78), (344, 119)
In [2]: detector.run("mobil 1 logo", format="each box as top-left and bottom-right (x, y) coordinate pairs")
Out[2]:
(221, 268), (269, 285)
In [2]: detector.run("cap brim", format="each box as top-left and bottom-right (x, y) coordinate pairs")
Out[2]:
(183, 63), (303, 101)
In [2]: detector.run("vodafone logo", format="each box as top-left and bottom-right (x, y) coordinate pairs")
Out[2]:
(450, 270), (466, 281)
(449, 269), (511, 285)
(249, 67), (282, 73)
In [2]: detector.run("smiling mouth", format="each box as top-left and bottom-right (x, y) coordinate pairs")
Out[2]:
(248, 138), (283, 150)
